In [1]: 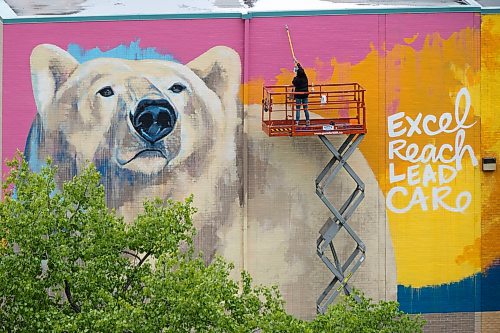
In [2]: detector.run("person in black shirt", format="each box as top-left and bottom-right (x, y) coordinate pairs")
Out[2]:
(292, 63), (310, 126)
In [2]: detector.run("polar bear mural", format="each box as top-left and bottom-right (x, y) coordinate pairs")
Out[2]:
(26, 44), (242, 261)
(25, 43), (396, 318)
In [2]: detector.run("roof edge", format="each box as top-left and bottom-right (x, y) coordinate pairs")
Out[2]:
(0, 4), (486, 24)
(1, 12), (243, 24)
(481, 7), (500, 14)
(249, 6), (481, 18)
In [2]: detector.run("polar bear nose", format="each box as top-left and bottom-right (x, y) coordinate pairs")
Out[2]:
(131, 99), (177, 143)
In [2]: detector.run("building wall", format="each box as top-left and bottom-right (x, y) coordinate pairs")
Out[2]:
(476, 12), (500, 332)
(1, 9), (498, 328)
(0, 20), (3, 183)
(244, 12), (488, 317)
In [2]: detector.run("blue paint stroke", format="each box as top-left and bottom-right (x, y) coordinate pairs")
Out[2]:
(398, 262), (500, 313)
(67, 40), (178, 63)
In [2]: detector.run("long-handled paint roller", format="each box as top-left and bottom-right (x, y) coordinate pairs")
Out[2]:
(285, 25), (300, 102)
(285, 25), (299, 65)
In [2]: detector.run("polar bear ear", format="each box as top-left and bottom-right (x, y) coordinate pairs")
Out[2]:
(187, 46), (241, 101)
(30, 44), (79, 113)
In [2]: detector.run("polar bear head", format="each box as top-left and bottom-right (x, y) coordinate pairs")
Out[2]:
(26, 44), (241, 180)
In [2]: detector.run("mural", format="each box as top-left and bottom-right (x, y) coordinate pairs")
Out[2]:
(243, 15), (396, 317)
(25, 43), (242, 262)
(244, 13), (491, 314)
(19, 40), (395, 319)
(1, 11), (498, 318)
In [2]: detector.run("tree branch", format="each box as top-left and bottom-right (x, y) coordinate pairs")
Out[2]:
(64, 279), (81, 313)
(67, 182), (90, 226)
(137, 252), (151, 268)
(46, 176), (51, 212)
(121, 250), (141, 261)
(123, 252), (151, 292)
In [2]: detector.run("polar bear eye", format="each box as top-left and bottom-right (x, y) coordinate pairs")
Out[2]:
(97, 86), (114, 97)
(169, 83), (186, 94)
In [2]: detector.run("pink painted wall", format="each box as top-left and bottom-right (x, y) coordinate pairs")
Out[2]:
(2, 19), (244, 167)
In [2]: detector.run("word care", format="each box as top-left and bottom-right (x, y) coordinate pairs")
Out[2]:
(386, 88), (478, 213)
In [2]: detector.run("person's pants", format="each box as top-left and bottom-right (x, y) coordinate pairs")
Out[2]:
(295, 97), (309, 122)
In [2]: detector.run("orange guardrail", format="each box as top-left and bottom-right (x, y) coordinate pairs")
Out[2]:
(261, 83), (367, 137)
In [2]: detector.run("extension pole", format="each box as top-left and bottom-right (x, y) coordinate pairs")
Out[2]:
(285, 25), (298, 64)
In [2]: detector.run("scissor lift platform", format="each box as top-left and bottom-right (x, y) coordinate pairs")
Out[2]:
(261, 82), (367, 313)
(261, 83), (367, 137)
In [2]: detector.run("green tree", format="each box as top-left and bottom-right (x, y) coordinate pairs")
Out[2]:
(0, 154), (424, 332)
(310, 292), (425, 333)
(0, 155), (298, 332)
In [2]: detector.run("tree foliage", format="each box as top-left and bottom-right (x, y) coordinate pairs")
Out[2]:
(0, 154), (424, 332)
(310, 292), (425, 333)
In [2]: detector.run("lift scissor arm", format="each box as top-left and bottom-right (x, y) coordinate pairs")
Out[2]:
(260, 82), (367, 314)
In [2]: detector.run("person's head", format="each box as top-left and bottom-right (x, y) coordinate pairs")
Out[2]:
(296, 66), (306, 78)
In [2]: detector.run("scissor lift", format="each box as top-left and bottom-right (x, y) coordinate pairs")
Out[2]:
(261, 83), (367, 313)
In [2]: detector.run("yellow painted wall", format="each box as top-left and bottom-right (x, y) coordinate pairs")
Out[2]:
(479, 15), (500, 274)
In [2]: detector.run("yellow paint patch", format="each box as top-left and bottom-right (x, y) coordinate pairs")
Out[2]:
(404, 33), (419, 45)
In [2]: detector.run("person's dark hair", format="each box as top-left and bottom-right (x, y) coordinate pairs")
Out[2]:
(296, 66), (306, 78)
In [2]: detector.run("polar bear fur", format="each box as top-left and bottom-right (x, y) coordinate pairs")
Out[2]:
(25, 44), (396, 318)
(26, 44), (242, 260)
